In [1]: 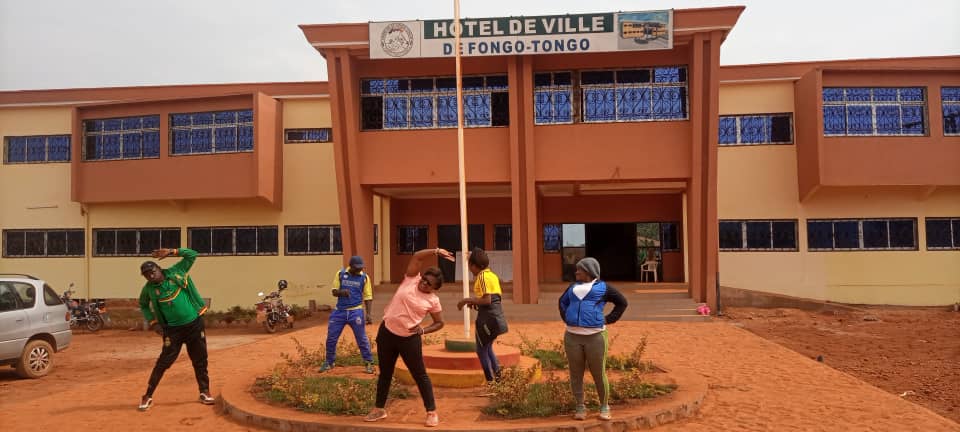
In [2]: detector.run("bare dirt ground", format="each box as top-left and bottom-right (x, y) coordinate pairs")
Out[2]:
(1, 316), (958, 431)
(723, 306), (960, 424)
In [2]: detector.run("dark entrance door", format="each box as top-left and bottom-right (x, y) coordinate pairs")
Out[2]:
(585, 223), (638, 281)
(436, 224), (485, 282)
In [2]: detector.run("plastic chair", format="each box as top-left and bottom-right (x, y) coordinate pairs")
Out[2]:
(640, 261), (659, 283)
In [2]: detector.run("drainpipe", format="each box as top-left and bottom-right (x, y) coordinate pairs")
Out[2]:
(82, 204), (91, 300)
(715, 271), (723, 316)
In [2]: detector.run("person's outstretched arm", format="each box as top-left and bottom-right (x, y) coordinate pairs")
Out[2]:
(405, 248), (454, 278)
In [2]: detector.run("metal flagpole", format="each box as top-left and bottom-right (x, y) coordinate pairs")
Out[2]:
(453, 0), (470, 339)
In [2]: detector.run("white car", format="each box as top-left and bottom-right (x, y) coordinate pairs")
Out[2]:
(0, 274), (72, 378)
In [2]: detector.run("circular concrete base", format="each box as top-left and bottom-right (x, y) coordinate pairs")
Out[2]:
(220, 365), (707, 432)
(444, 337), (476, 352)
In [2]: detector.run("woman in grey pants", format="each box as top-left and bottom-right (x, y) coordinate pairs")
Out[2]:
(558, 257), (628, 421)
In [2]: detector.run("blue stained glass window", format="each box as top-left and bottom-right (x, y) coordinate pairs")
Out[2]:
(171, 109), (253, 155)
(941, 87), (960, 135)
(25, 137), (46, 162)
(875, 105), (901, 134)
(822, 88), (843, 102)
(464, 94), (490, 126)
(584, 88), (615, 122)
(719, 117), (737, 144)
(739, 116), (766, 143)
(122, 133), (142, 158)
(173, 130), (191, 154)
(652, 86), (684, 119)
(654, 67), (680, 83)
(410, 97), (433, 128)
(823, 87), (925, 136)
(215, 127), (237, 152)
(83, 115), (159, 161)
(384, 97), (409, 129)
(47, 136), (70, 161)
(238, 125), (254, 151)
(437, 95), (458, 127)
(534, 91), (552, 124)
(616, 87), (651, 120)
(191, 129), (213, 153)
(102, 134), (121, 159)
(6, 137), (27, 162)
(846, 105), (873, 135)
(543, 224), (561, 252)
(143, 132), (160, 157)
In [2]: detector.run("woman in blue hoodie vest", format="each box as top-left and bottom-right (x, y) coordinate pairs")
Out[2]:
(558, 257), (628, 421)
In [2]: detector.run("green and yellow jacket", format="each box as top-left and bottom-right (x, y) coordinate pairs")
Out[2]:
(138, 248), (208, 327)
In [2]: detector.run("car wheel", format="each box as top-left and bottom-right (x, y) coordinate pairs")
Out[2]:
(15, 340), (54, 379)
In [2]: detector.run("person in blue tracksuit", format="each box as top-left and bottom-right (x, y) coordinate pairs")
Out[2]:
(558, 257), (628, 422)
(320, 255), (375, 374)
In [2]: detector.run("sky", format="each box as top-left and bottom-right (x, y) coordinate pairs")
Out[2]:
(1, 0), (958, 91)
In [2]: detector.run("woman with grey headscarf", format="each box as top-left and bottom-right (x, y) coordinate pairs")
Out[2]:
(558, 257), (628, 421)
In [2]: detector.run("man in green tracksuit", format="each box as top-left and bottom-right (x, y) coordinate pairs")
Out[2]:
(137, 247), (213, 411)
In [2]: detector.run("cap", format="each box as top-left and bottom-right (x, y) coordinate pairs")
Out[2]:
(348, 255), (364, 269)
(140, 261), (160, 274)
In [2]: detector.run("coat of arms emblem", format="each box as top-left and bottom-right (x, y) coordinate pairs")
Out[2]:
(380, 23), (414, 57)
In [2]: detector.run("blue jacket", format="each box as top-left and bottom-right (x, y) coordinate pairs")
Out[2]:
(334, 269), (370, 310)
(558, 280), (628, 328)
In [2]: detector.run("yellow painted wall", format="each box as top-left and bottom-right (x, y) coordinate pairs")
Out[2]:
(0, 107), (85, 293)
(718, 83), (960, 306)
(0, 98), (391, 310)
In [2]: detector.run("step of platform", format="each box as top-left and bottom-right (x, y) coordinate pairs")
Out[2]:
(396, 355), (541, 388)
(421, 343), (521, 370)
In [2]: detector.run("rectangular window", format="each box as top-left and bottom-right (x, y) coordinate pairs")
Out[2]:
(284, 225), (342, 255)
(4, 135), (71, 163)
(188, 226), (277, 255)
(3, 229), (84, 257)
(822, 87), (926, 136)
(549, 66), (688, 124)
(543, 224), (562, 252)
(494, 224), (513, 250)
(534, 72), (574, 124)
(360, 75), (509, 130)
(660, 222), (681, 251)
(83, 115), (160, 161)
(807, 218), (917, 251)
(942, 87), (960, 136)
(93, 228), (181, 257)
(719, 220), (798, 251)
(284, 128), (332, 143)
(397, 225), (428, 254)
(719, 114), (793, 146)
(926, 217), (960, 250)
(171, 109), (254, 155)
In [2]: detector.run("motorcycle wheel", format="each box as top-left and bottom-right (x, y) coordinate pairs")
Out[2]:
(85, 315), (104, 332)
(263, 319), (277, 334)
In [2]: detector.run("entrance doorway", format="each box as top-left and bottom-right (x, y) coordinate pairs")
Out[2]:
(559, 222), (672, 282)
(437, 224), (484, 282)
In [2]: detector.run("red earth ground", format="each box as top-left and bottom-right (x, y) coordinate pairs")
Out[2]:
(723, 306), (960, 424)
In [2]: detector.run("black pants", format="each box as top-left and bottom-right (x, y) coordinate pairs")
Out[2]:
(374, 322), (435, 411)
(145, 316), (209, 397)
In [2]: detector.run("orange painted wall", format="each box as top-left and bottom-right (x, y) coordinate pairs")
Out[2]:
(818, 70), (960, 187)
(389, 197), (512, 282)
(795, 70), (822, 200)
(539, 194), (684, 282)
(358, 128), (512, 185)
(71, 94), (282, 204)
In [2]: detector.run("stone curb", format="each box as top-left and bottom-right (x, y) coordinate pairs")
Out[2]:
(219, 366), (707, 431)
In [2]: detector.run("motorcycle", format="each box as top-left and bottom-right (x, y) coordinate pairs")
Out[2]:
(255, 279), (294, 333)
(61, 283), (106, 332)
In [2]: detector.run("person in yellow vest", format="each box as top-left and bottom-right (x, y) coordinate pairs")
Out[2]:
(457, 248), (508, 384)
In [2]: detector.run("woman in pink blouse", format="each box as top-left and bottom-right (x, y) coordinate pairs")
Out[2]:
(364, 247), (454, 427)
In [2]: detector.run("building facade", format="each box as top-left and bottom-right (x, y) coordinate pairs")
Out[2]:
(1, 6), (958, 309)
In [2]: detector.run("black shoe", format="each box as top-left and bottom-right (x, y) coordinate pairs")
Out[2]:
(199, 392), (215, 405)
